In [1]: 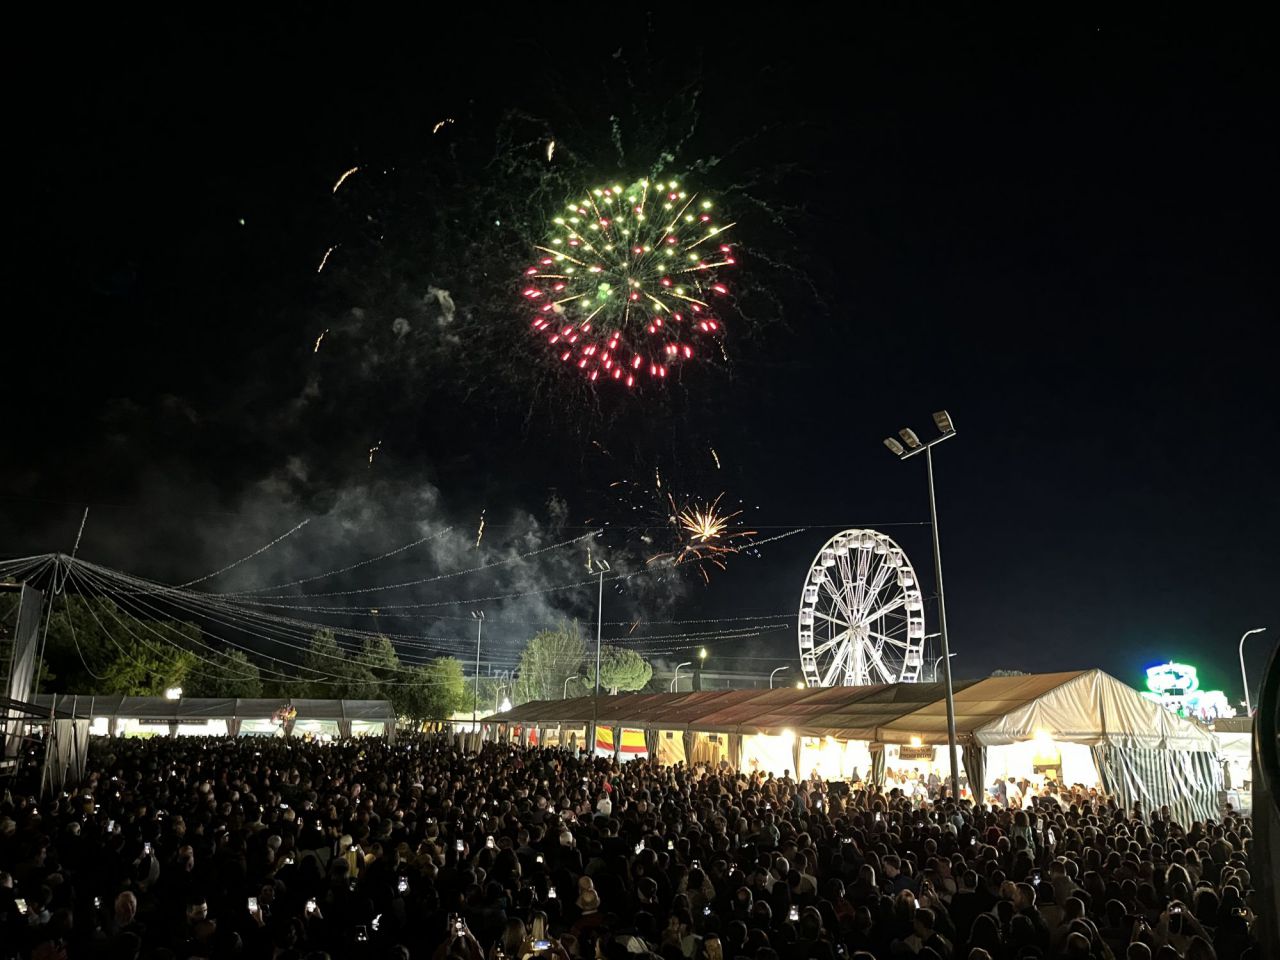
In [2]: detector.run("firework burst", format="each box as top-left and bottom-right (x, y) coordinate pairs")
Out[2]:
(651, 492), (757, 582)
(524, 178), (735, 386)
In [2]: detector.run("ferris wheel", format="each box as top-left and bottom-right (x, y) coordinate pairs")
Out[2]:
(798, 529), (926, 687)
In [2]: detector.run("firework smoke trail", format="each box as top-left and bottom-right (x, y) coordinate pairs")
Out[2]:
(332, 166), (359, 194)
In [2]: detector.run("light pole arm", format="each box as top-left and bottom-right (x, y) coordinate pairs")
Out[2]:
(1239, 627), (1267, 715)
(671, 662), (691, 692)
(769, 665), (790, 688)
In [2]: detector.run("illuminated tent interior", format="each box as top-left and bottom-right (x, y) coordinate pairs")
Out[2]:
(487, 669), (1221, 823)
(31, 696), (397, 740)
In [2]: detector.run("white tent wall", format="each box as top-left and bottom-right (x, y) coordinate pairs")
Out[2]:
(800, 737), (872, 781)
(985, 739), (1099, 788)
(743, 733), (793, 777)
(656, 730), (686, 766)
(34, 696), (395, 738)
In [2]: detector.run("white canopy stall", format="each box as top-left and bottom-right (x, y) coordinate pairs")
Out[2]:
(32, 696), (397, 741)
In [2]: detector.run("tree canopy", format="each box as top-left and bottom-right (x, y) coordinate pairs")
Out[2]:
(511, 622), (587, 704)
(509, 625), (653, 703)
(399, 657), (470, 726)
(32, 595), (200, 695)
(184, 649), (263, 698)
(589, 644), (654, 694)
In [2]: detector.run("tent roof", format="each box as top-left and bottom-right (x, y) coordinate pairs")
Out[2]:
(31, 696), (396, 722)
(486, 669), (1216, 751)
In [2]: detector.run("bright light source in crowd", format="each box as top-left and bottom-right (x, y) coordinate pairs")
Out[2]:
(898, 428), (921, 449)
(795, 680), (805, 688)
(883, 437), (905, 456)
(164, 687), (182, 700)
(500, 698), (512, 713)
(698, 647), (708, 660)
(909, 735), (922, 747)
(932, 410), (955, 435)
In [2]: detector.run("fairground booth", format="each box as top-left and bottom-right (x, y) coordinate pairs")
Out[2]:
(487, 669), (1222, 824)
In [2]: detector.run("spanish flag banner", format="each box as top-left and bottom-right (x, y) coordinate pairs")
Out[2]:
(594, 727), (647, 756)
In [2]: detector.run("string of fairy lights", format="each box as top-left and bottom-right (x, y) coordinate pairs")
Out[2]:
(0, 509), (921, 693)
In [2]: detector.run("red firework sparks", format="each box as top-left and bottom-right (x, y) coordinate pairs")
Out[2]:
(523, 178), (734, 386)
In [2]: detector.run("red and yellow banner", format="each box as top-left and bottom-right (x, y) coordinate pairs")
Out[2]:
(594, 727), (647, 755)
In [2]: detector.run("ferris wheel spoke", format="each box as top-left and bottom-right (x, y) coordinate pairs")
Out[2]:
(859, 595), (906, 624)
(812, 631), (849, 657)
(868, 630), (910, 648)
(821, 644), (849, 687)
(814, 610), (852, 629)
(820, 577), (855, 622)
(867, 646), (899, 683)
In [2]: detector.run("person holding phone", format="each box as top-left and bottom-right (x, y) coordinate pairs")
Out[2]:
(434, 914), (485, 960)
(514, 913), (569, 960)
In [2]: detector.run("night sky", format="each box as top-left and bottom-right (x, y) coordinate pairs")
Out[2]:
(5, 14), (1277, 700)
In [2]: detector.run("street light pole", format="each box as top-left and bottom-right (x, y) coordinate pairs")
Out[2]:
(590, 559), (610, 755)
(671, 661), (692, 692)
(925, 443), (961, 802)
(770, 665), (791, 688)
(471, 611), (485, 732)
(1239, 627), (1268, 715)
(883, 410), (960, 801)
(564, 674), (581, 699)
(931, 652), (956, 682)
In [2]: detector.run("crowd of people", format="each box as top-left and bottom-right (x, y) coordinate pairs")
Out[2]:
(0, 734), (1261, 960)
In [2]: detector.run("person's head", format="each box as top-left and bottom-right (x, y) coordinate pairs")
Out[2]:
(968, 914), (1000, 952)
(1125, 943), (1153, 960)
(502, 918), (526, 954)
(530, 912), (548, 941)
(912, 908), (936, 939)
(797, 912), (822, 940)
(185, 897), (208, 923)
(1065, 931), (1092, 958)
(115, 891), (138, 923)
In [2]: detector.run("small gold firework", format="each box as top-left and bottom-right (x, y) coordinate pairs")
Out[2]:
(650, 492), (758, 582)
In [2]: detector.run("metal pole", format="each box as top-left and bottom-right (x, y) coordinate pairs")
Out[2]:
(472, 614), (483, 730)
(927, 445), (961, 802)
(590, 568), (604, 754)
(595, 569), (604, 698)
(769, 665), (790, 688)
(670, 662), (691, 692)
(1239, 627), (1267, 715)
